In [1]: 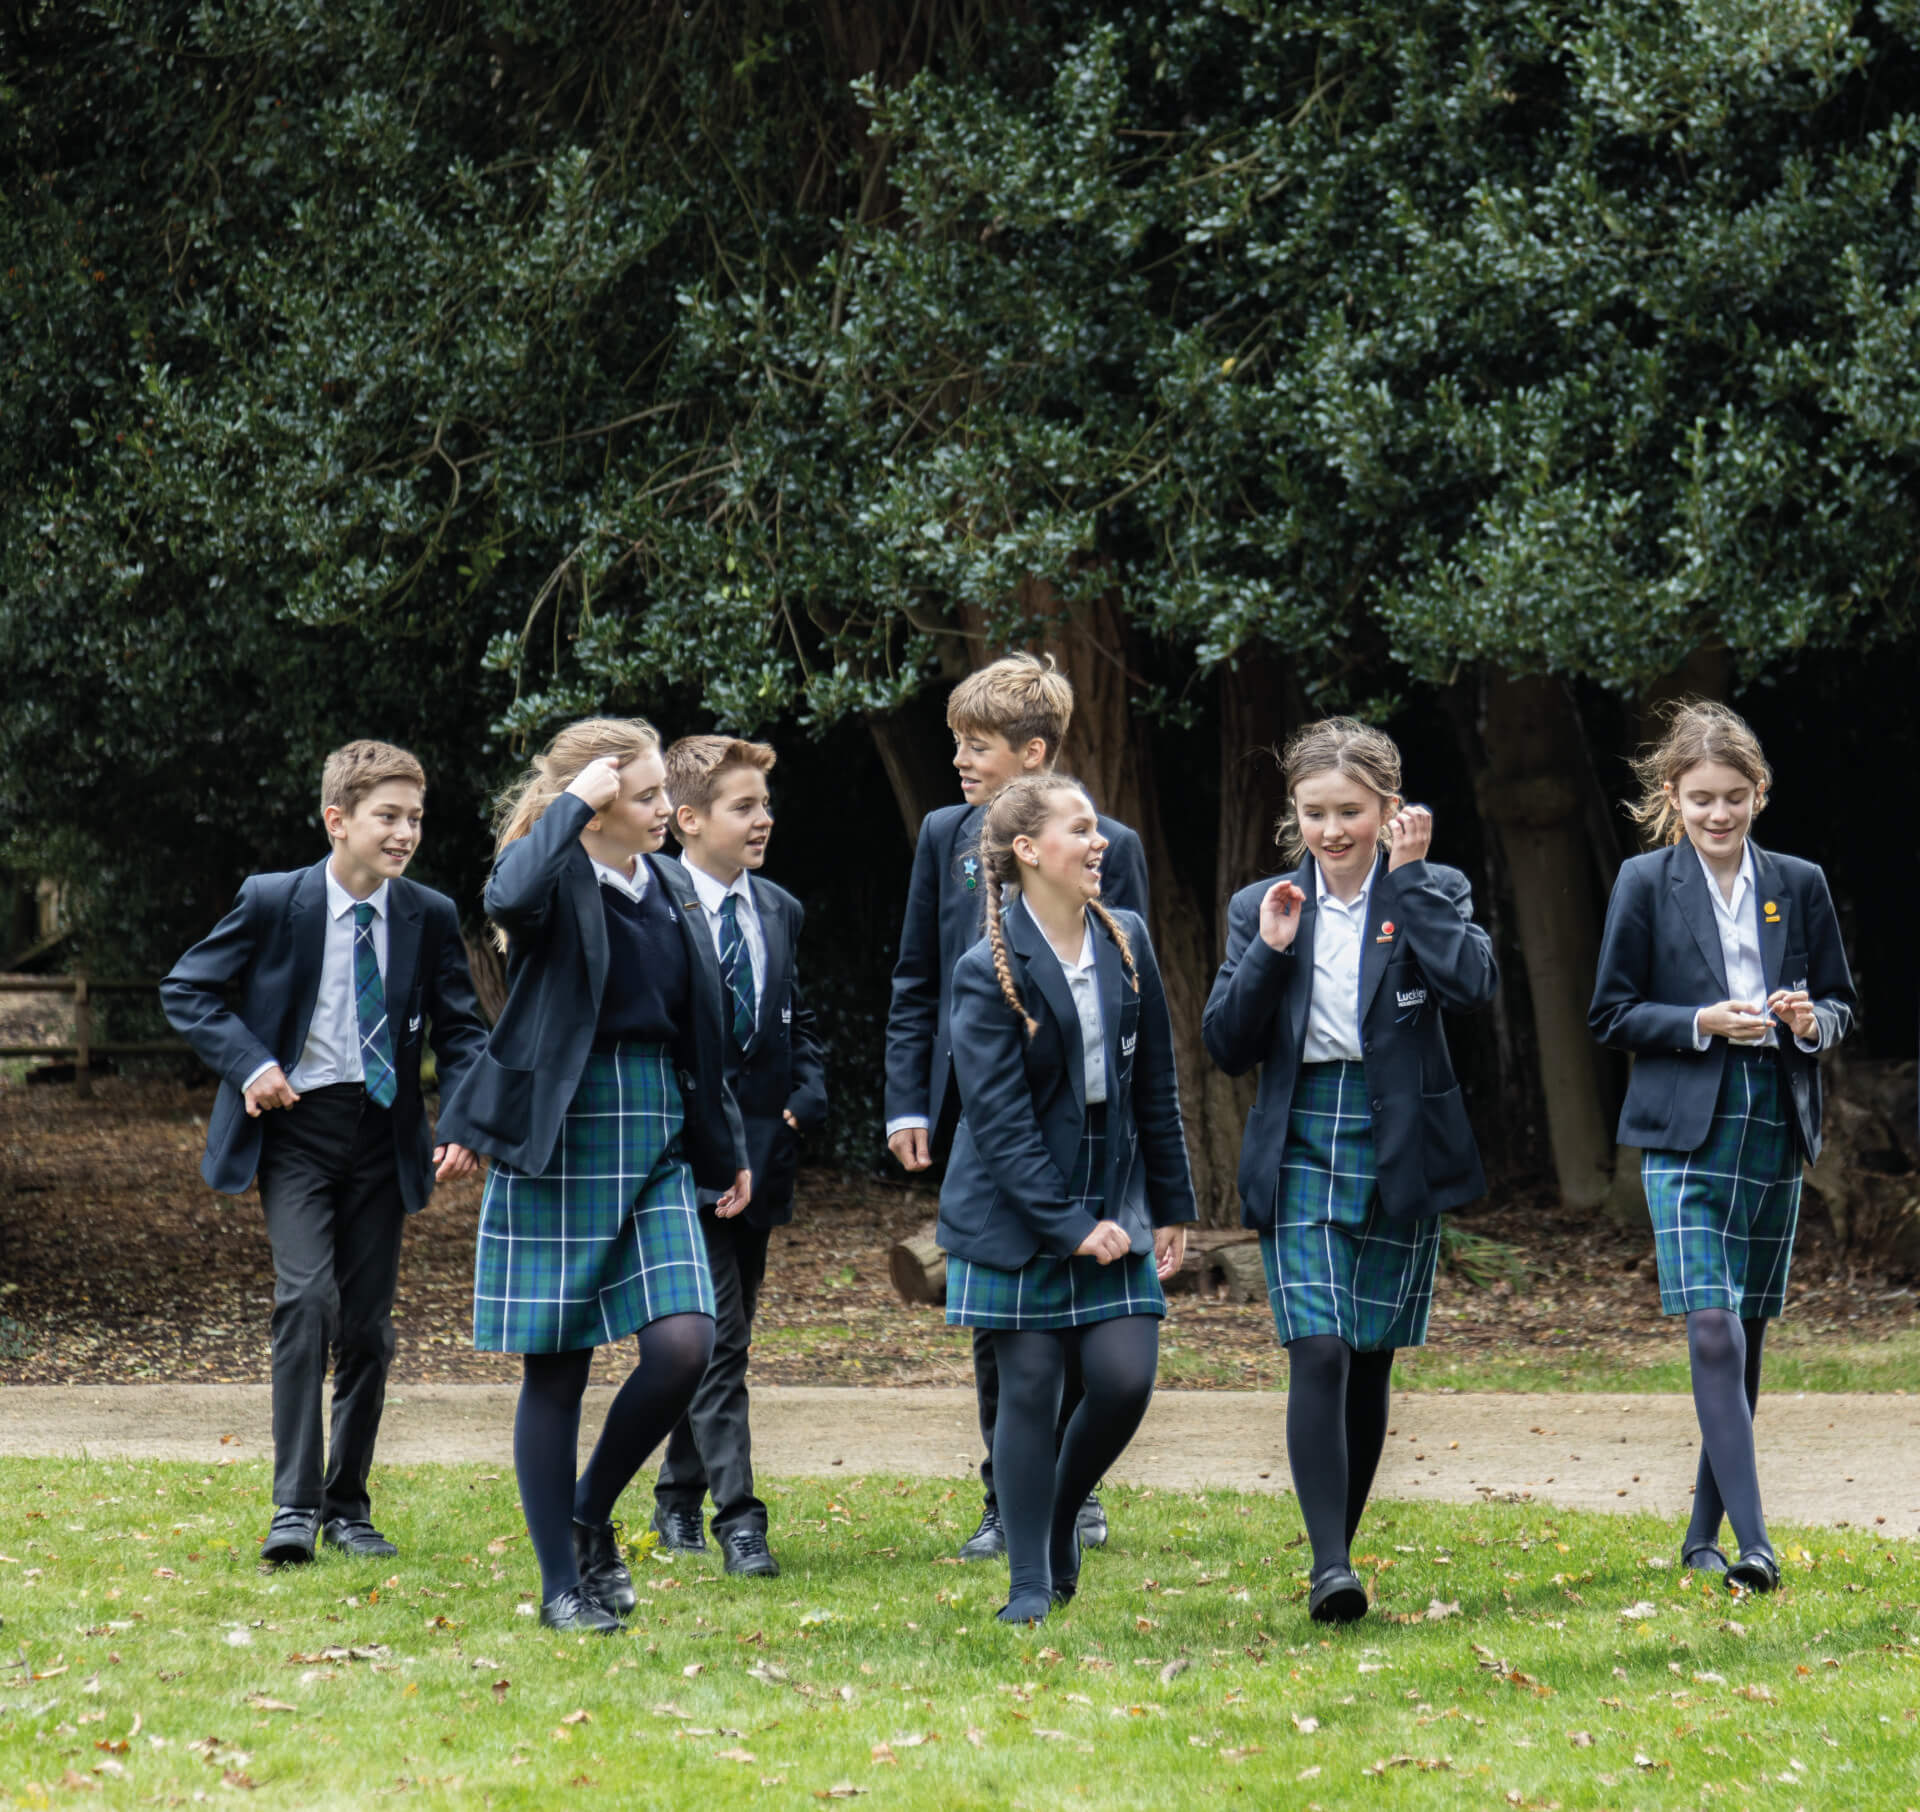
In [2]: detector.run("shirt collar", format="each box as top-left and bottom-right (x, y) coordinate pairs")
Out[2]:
(685, 860), (752, 917)
(1692, 841), (1754, 914)
(592, 855), (648, 901)
(1021, 895), (1095, 972)
(1313, 856), (1374, 919)
(325, 864), (390, 921)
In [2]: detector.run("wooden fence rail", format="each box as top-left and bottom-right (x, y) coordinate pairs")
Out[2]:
(0, 974), (186, 1098)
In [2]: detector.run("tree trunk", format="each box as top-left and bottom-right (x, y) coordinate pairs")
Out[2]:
(1473, 672), (1616, 1211)
(867, 705), (960, 847)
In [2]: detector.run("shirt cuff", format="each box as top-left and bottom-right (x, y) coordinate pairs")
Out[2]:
(885, 1116), (930, 1139)
(1691, 1010), (1712, 1052)
(241, 1060), (280, 1094)
(1793, 1026), (1823, 1054)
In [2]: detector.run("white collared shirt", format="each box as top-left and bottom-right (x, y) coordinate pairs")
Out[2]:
(1690, 844), (1819, 1052)
(1025, 897), (1106, 1105)
(1302, 862), (1371, 1064)
(591, 854), (648, 901)
(684, 860), (766, 1017)
(267, 866), (391, 1093)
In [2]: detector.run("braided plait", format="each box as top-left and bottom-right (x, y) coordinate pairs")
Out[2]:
(982, 865), (1038, 1039)
(1087, 899), (1140, 995)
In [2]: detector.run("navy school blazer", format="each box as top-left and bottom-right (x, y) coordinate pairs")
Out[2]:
(718, 875), (829, 1228)
(435, 793), (748, 1188)
(1203, 854), (1498, 1227)
(159, 862), (488, 1213)
(936, 903), (1197, 1269)
(884, 799), (1149, 1150)
(1588, 840), (1854, 1162)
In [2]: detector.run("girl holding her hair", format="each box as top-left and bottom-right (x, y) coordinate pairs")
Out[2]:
(1204, 719), (1496, 1625)
(1590, 702), (1853, 1593)
(439, 718), (750, 1633)
(938, 773), (1196, 1626)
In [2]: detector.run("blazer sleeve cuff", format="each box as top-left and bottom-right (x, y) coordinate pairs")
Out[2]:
(240, 1059), (280, 1094)
(1042, 1210), (1103, 1259)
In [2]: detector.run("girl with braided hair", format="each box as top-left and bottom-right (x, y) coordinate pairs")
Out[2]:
(937, 774), (1196, 1626)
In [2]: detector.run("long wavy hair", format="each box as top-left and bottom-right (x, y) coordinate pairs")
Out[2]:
(1628, 700), (1771, 848)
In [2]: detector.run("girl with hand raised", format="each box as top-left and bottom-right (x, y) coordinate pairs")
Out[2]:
(938, 774), (1196, 1626)
(1204, 719), (1496, 1625)
(1591, 702), (1854, 1594)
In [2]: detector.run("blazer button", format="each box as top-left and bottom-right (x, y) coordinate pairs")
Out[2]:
(1363, 1040), (1373, 1055)
(1371, 1099), (1384, 1114)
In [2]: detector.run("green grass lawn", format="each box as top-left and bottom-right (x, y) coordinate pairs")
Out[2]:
(4, 1461), (1918, 1810)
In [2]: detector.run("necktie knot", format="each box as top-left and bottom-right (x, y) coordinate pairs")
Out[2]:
(353, 901), (374, 931)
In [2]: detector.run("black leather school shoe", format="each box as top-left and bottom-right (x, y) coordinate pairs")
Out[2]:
(1726, 1546), (1780, 1595)
(720, 1528), (781, 1578)
(1681, 1541), (1729, 1575)
(261, 1506), (321, 1565)
(322, 1518), (399, 1558)
(573, 1519), (637, 1615)
(651, 1506), (709, 1552)
(1307, 1564), (1369, 1625)
(538, 1587), (623, 1634)
(958, 1503), (1007, 1561)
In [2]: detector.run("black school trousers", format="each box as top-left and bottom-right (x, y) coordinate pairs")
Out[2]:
(255, 1083), (405, 1522)
(654, 1206), (773, 1535)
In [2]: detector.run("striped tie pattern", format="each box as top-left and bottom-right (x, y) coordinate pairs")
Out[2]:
(353, 901), (398, 1108)
(718, 893), (756, 1053)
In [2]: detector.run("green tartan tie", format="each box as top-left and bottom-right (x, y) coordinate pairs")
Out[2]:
(353, 901), (398, 1108)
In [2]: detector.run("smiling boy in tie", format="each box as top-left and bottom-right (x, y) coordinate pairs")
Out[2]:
(161, 741), (487, 1565)
(648, 735), (828, 1578)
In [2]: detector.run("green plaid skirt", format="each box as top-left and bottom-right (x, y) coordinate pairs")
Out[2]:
(473, 1043), (716, 1354)
(1643, 1046), (1801, 1319)
(946, 1110), (1167, 1330)
(1260, 1061), (1439, 1353)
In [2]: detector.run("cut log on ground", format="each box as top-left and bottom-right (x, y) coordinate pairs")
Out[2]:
(888, 1223), (948, 1305)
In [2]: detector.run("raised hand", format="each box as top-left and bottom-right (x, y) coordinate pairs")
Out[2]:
(1258, 879), (1307, 953)
(1386, 803), (1433, 869)
(564, 755), (624, 812)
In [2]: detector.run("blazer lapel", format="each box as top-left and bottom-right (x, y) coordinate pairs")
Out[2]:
(385, 880), (423, 1020)
(1095, 913), (1125, 1084)
(1006, 900), (1085, 1112)
(570, 847), (609, 1005)
(1668, 844), (1730, 993)
(652, 853), (725, 1047)
(1358, 852), (1395, 1019)
(752, 879), (791, 1034)
(285, 859), (330, 1063)
(1287, 859), (1317, 1059)
(1750, 842), (1789, 994)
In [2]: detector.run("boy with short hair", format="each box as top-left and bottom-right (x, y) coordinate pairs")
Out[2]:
(883, 652), (1150, 1559)
(162, 740), (487, 1564)
(650, 735), (828, 1577)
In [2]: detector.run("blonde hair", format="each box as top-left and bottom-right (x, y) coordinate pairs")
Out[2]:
(978, 773), (1138, 1039)
(947, 652), (1074, 763)
(489, 717), (662, 949)
(664, 734), (777, 825)
(321, 739), (426, 817)
(1272, 717), (1404, 863)
(1628, 700), (1771, 848)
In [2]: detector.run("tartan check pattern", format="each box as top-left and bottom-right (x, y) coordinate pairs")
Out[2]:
(1260, 1060), (1440, 1353)
(946, 1112), (1167, 1330)
(352, 901), (397, 1109)
(473, 1042), (715, 1353)
(719, 893), (756, 1053)
(1643, 1046), (1801, 1319)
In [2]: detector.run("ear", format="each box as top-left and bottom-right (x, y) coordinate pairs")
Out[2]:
(1020, 737), (1050, 773)
(1011, 832), (1041, 869)
(322, 803), (347, 842)
(673, 802), (701, 841)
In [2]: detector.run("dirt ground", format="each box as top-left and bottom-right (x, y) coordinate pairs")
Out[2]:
(3, 1075), (1916, 1393)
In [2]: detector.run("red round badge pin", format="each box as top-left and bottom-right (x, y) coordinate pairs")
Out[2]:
(1380, 921), (1395, 937)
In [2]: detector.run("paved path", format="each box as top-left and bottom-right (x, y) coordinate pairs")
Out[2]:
(2, 1385), (1911, 1534)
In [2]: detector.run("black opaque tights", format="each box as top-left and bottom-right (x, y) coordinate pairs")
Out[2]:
(513, 1312), (716, 1602)
(990, 1317), (1159, 1622)
(1284, 1335), (1396, 1577)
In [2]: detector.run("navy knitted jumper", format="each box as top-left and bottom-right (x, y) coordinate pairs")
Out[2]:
(593, 878), (690, 1048)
